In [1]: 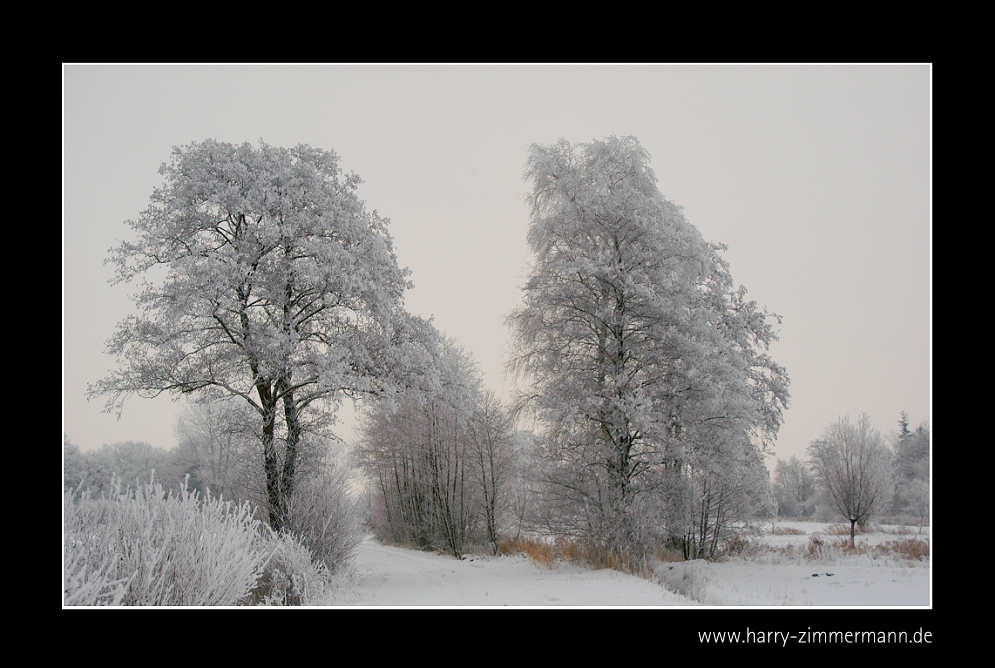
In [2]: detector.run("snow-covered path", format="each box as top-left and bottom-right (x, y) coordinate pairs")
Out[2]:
(324, 537), (691, 607)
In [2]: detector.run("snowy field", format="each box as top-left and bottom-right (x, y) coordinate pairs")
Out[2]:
(320, 522), (929, 607)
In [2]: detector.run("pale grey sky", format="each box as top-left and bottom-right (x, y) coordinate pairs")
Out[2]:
(62, 64), (930, 463)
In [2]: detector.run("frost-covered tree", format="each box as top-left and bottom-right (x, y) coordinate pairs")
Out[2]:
(468, 390), (517, 554)
(666, 431), (775, 559)
(507, 137), (789, 558)
(893, 412), (930, 479)
(899, 478), (929, 533)
(64, 436), (86, 491)
(505, 430), (543, 542)
(65, 439), (188, 496)
(357, 329), (517, 558)
(773, 455), (817, 518)
(891, 412), (929, 524)
(807, 414), (894, 546)
(90, 140), (411, 530)
(173, 400), (267, 507)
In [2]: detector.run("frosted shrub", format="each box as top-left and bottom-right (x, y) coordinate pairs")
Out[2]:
(654, 560), (709, 604)
(251, 531), (331, 606)
(64, 478), (268, 606)
(282, 465), (362, 573)
(63, 545), (131, 606)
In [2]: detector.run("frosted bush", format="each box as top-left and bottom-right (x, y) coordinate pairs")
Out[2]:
(282, 465), (362, 573)
(64, 478), (269, 606)
(250, 531), (332, 606)
(654, 560), (709, 604)
(63, 546), (131, 606)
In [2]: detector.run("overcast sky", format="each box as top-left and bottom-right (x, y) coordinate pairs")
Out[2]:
(62, 64), (931, 463)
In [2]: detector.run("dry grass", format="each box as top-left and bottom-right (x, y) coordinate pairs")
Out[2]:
(655, 546), (685, 563)
(499, 537), (556, 568)
(755, 533), (929, 564)
(880, 524), (911, 535)
(586, 544), (656, 579)
(803, 536), (870, 559)
(822, 523), (869, 536)
(498, 526), (930, 578)
(878, 524), (929, 535)
(498, 536), (654, 578)
(722, 534), (756, 556)
(770, 526), (806, 535)
(873, 538), (929, 560)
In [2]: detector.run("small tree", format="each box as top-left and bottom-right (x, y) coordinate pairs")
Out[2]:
(807, 414), (894, 546)
(467, 391), (516, 554)
(773, 455), (817, 518)
(899, 478), (929, 533)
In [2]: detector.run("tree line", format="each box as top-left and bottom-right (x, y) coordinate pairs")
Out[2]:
(773, 412), (930, 543)
(74, 136), (922, 572)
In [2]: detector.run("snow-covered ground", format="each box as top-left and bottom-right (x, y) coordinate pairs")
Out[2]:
(320, 522), (930, 607)
(323, 538), (689, 606)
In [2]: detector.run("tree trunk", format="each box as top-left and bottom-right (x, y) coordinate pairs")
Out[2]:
(280, 383), (301, 514)
(256, 381), (284, 531)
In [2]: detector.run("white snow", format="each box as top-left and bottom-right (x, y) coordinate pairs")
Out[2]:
(323, 538), (689, 607)
(319, 523), (929, 607)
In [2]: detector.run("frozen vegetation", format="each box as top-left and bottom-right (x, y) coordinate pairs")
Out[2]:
(67, 137), (929, 610)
